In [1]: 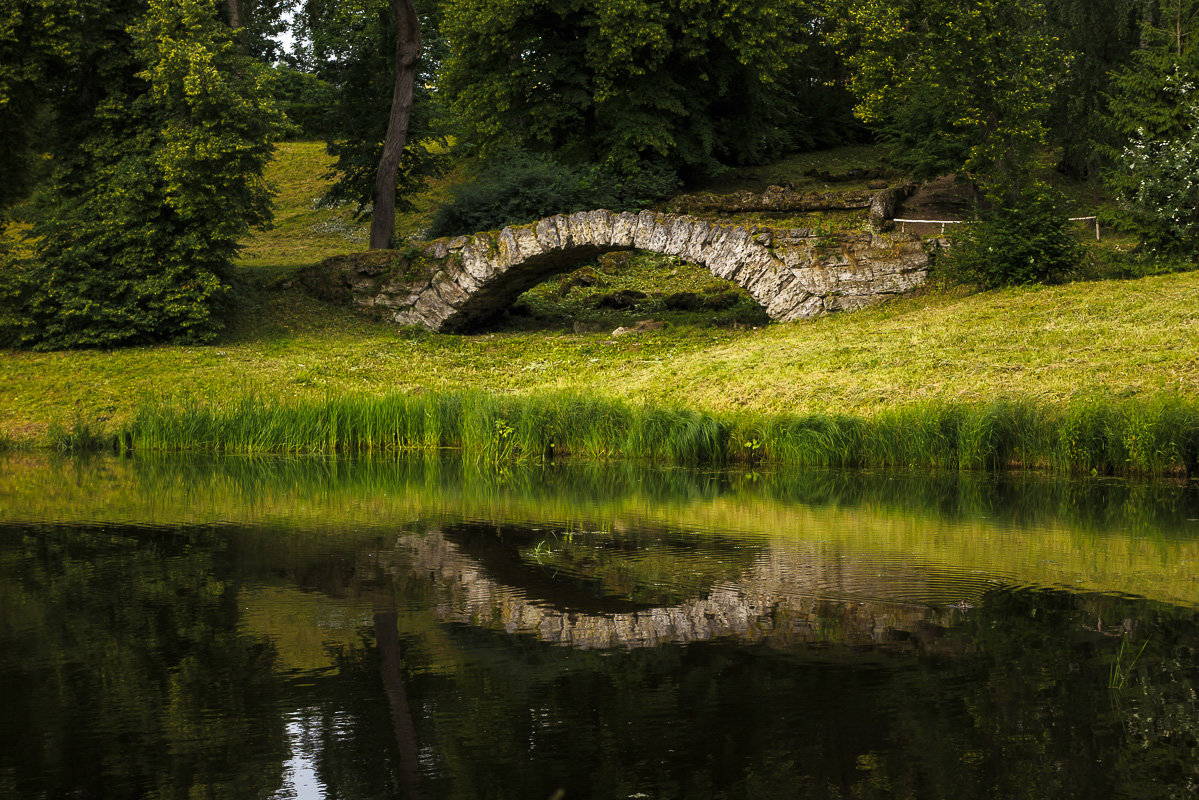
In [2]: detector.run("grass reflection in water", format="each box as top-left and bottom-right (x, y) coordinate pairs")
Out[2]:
(0, 453), (1198, 798)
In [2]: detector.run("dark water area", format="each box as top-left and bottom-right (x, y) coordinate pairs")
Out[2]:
(1, 454), (1198, 799)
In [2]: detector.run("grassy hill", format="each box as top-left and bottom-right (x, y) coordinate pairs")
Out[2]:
(1, 142), (1196, 455)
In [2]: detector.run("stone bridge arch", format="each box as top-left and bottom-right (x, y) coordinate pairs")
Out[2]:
(308, 210), (930, 332)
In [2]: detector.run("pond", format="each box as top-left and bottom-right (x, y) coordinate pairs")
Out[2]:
(1, 454), (1197, 799)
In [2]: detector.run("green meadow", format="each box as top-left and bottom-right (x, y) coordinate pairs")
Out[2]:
(2, 142), (1197, 473)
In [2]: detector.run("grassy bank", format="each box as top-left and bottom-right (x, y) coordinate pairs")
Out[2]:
(3, 142), (1198, 471)
(5, 267), (1199, 450)
(120, 390), (1199, 475)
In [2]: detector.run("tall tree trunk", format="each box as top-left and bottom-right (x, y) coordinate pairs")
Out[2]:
(374, 597), (427, 800)
(369, 0), (422, 250)
(225, 0), (242, 29)
(1177, 0), (1184, 55)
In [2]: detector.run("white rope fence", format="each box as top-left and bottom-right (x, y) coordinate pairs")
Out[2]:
(894, 215), (1101, 240)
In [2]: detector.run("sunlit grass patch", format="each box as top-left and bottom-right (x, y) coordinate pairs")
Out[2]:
(234, 140), (467, 274)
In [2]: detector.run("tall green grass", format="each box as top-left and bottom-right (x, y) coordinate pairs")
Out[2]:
(127, 391), (1199, 475)
(45, 419), (118, 454)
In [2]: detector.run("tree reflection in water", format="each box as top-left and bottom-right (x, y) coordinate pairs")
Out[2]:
(1, 455), (1198, 799)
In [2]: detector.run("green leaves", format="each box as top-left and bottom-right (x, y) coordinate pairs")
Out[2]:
(1, 0), (285, 349)
(134, 0), (282, 237)
(1116, 98), (1199, 258)
(1104, 0), (1199, 257)
(439, 0), (843, 179)
(427, 151), (679, 237)
(835, 0), (1064, 198)
(941, 185), (1081, 287)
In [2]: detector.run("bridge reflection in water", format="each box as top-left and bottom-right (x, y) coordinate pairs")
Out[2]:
(6, 453), (1199, 800)
(378, 522), (998, 652)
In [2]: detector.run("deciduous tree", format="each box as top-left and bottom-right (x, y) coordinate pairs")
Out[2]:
(438, 0), (846, 181)
(833, 0), (1065, 203)
(297, 0), (442, 244)
(370, 0), (422, 250)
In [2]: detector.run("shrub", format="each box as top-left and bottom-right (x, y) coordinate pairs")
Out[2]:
(429, 152), (679, 238)
(941, 186), (1081, 288)
(5, 0), (283, 350)
(1115, 99), (1199, 260)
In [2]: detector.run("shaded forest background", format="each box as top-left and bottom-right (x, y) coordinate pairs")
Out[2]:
(1, 0), (1198, 349)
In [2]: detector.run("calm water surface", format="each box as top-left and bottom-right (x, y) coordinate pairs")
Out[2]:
(1, 454), (1198, 799)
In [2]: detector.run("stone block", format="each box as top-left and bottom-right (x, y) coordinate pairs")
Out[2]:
(610, 212), (638, 247)
(586, 209), (614, 243)
(534, 217), (563, 250)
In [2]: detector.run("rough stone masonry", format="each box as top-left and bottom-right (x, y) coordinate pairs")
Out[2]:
(299, 209), (931, 332)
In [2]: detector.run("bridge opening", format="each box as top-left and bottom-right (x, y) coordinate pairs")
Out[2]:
(441, 521), (763, 614)
(475, 250), (771, 334)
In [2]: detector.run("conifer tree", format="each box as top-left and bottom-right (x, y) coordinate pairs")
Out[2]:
(1, 0), (284, 349)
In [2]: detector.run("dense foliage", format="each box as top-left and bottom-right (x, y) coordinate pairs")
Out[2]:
(223, 0), (292, 62)
(834, 0), (1062, 201)
(1106, 0), (1199, 258)
(271, 65), (337, 139)
(1118, 98), (1199, 258)
(438, 0), (854, 181)
(428, 152), (679, 237)
(1044, 0), (1143, 180)
(0, 0), (284, 349)
(941, 187), (1082, 288)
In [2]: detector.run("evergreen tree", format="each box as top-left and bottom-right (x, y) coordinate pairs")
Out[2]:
(1109, 0), (1199, 145)
(1, 0), (285, 349)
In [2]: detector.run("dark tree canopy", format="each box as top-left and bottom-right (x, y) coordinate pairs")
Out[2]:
(438, 0), (854, 181)
(833, 0), (1064, 201)
(1044, 0), (1144, 180)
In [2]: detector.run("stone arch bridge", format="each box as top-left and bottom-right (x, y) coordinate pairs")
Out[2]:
(302, 210), (930, 332)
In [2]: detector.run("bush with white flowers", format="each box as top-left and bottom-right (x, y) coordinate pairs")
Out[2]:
(1118, 77), (1199, 259)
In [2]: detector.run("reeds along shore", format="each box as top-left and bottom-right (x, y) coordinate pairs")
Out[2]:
(114, 391), (1199, 476)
